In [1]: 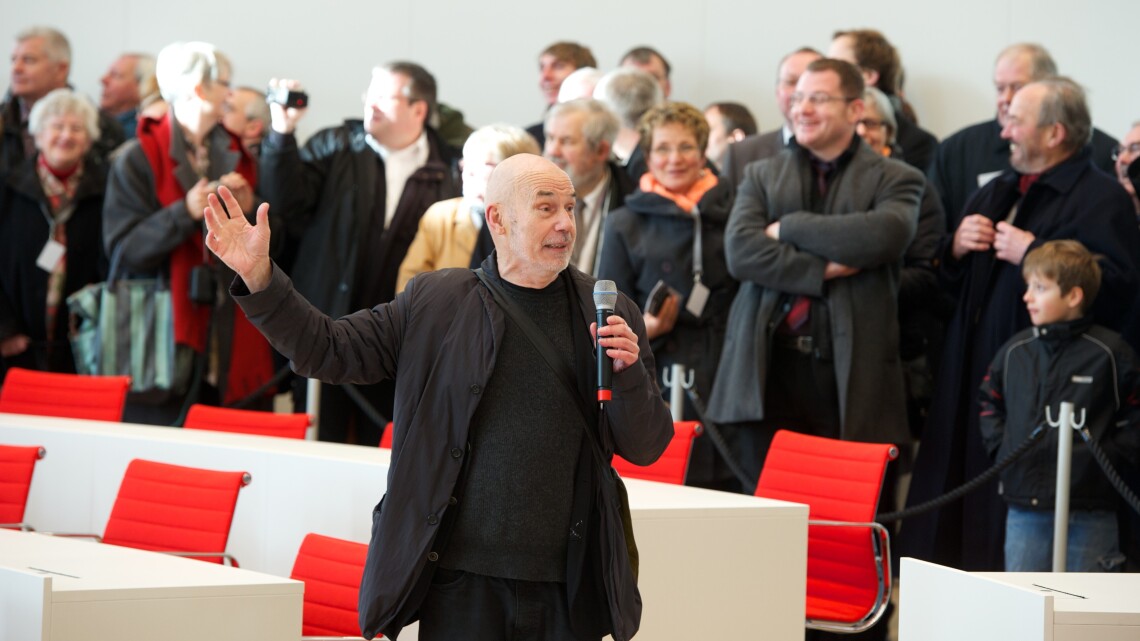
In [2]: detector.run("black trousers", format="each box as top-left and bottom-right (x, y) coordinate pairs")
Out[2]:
(418, 569), (602, 641)
(728, 342), (842, 493)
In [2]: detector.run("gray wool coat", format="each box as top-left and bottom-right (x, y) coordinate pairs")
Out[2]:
(706, 139), (924, 444)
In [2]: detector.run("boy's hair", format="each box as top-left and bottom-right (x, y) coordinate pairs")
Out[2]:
(1022, 240), (1101, 313)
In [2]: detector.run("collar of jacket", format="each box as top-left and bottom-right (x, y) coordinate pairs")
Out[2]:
(1032, 314), (1094, 348)
(622, 176), (733, 222)
(6, 151), (106, 203)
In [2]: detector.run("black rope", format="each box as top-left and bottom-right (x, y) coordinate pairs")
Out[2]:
(227, 365), (294, 409)
(341, 382), (391, 428)
(1078, 429), (1140, 517)
(684, 388), (760, 494)
(876, 425), (1046, 522)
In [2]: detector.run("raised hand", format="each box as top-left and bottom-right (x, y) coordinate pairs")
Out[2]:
(203, 185), (273, 292)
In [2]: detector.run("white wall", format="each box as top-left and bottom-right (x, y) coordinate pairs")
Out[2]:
(5, 0), (1138, 147)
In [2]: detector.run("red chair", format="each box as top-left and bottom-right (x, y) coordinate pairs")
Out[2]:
(55, 458), (252, 566)
(754, 430), (898, 633)
(0, 367), (130, 422)
(290, 533), (371, 639)
(379, 422), (393, 449)
(612, 421), (703, 485)
(183, 404), (310, 440)
(0, 444), (46, 530)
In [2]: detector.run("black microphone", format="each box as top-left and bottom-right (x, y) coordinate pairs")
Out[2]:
(593, 280), (618, 403)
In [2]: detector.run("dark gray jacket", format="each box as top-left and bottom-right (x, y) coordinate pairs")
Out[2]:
(233, 255), (672, 640)
(707, 139), (923, 443)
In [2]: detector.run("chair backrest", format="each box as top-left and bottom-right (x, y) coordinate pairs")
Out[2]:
(290, 533), (369, 636)
(754, 429), (897, 631)
(379, 422), (393, 449)
(0, 444), (46, 527)
(183, 404), (310, 440)
(102, 458), (251, 563)
(612, 421), (703, 485)
(0, 368), (131, 422)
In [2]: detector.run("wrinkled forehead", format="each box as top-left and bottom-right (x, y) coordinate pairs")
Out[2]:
(516, 168), (574, 203)
(1009, 84), (1044, 117)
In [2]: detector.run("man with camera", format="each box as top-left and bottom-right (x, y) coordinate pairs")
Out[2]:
(260, 62), (460, 444)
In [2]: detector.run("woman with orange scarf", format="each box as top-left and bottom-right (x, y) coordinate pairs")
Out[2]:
(598, 101), (737, 490)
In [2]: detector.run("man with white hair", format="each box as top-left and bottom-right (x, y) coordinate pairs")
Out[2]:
(928, 43), (1119, 225)
(2, 26), (124, 175)
(99, 52), (155, 139)
(593, 67), (663, 180)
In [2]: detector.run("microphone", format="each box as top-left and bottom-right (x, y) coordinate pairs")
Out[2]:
(593, 280), (618, 403)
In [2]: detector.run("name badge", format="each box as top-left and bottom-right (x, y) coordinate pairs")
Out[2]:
(685, 281), (710, 317)
(1071, 375), (1093, 384)
(36, 239), (66, 272)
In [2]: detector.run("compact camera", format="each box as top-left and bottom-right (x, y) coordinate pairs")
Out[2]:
(189, 264), (217, 305)
(265, 87), (309, 109)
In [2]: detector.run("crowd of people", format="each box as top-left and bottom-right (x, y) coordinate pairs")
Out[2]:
(4, 24), (1140, 629)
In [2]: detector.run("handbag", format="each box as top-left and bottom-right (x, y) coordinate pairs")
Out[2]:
(474, 268), (641, 641)
(66, 246), (192, 404)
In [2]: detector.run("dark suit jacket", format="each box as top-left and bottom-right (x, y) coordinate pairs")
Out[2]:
(721, 129), (787, 189)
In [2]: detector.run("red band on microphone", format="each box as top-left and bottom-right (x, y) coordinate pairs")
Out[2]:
(597, 389), (612, 402)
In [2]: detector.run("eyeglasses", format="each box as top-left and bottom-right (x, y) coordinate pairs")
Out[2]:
(362, 92), (416, 106)
(650, 142), (701, 158)
(858, 118), (887, 130)
(1111, 142), (1140, 161)
(790, 92), (856, 107)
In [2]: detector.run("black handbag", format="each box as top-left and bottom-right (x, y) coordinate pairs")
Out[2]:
(474, 268), (642, 641)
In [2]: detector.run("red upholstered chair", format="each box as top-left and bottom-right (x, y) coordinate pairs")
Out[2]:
(0, 444), (46, 531)
(754, 429), (898, 634)
(0, 367), (130, 422)
(612, 421), (703, 485)
(55, 459), (252, 566)
(290, 533), (372, 639)
(378, 422), (393, 449)
(183, 404), (310, 440)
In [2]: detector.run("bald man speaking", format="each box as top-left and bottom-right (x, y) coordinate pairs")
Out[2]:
(202, 154), (671, 641)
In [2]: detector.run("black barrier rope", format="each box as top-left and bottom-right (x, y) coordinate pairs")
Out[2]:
(341, 382), (391, 429)
(684, 388), (761, 494)
(1079, 428), (1140, 517)
(875, 425), (1045, 522)
(228, 365), (295, 409)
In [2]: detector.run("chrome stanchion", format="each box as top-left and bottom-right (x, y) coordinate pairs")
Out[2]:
(1046, 401), (1085, 572)
(662, 364), (694, 422)
(305, 377), (321, 441)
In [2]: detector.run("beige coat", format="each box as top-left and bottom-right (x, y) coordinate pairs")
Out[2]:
(396, 197), (478, 293)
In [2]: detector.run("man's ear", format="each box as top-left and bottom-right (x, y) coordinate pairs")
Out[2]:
(862, 68), (880, 90)
(411, 99), (429, 125)
(486, 202), (506, 236)
(594, 139), (612, 163)
(1045, 122), (1068, 151)
(730, 128), (747, 143)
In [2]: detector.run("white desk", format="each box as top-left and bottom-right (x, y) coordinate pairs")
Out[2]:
(900, 557), (1140, 641)
(0, 529), (302, 641)
(0, 412), (808, 640)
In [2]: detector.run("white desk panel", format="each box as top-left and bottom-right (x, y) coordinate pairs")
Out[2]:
(0, 529), (301, 641)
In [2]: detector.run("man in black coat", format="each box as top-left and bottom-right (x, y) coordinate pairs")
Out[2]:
(928, 43), (1119, 227)
(260, 62), (460, 445)
(903, 77), (1140, 572)
(202, 154), (672, 641)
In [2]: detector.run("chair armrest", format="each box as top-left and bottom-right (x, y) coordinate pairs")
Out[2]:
(35, 532), (103, 541)
(804, 519), (893, 634)
(163, 551), (241, 567)
(0, 522), (36, 532)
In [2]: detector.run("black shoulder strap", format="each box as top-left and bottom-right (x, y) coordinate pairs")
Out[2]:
(474, 268), (610, 464)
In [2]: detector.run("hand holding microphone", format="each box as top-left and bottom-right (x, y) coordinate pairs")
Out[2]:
(592, 280), (640, 403)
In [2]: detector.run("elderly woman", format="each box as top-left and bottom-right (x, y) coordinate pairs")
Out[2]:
(103, 41), (271, 424)
(598, 101), (738, 490)
(0, 89), (106, 377)
(397, 124), (539, 292)
(857, 86), (901, 158)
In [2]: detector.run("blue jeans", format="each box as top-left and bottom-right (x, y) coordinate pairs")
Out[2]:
(1004, 505), (1125, 572)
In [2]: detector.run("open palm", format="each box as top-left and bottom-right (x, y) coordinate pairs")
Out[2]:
(203, 185), (273, 291)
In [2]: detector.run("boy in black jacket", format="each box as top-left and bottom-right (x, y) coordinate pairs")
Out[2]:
(979, 239), (1140, 571)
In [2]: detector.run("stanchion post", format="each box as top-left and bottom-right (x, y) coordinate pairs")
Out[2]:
(662, 364), (694, 423)
(1052, 401), (1075, 572)
(305, 377), (321, 441)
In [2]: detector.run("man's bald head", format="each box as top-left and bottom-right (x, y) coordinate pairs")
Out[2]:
(485, 153), (572, 215)
(485, 153), (577, 288)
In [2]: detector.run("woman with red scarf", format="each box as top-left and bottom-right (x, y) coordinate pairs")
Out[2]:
(1, 89), (107, 378)
(597, 101), (738, 490)
(103, 41), (272, 425)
